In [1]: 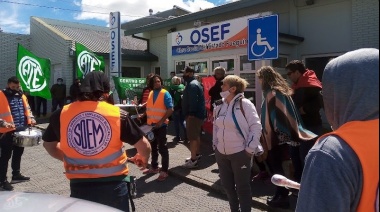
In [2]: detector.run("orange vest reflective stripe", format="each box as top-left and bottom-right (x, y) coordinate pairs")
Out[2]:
(319, 119), (379, 212)
(60, 101), (128, 179)
(146, 89), (169, 125)
(0, 91), (31, 133)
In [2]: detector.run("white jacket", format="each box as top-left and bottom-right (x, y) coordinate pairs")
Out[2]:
(213, 93), (262, 155)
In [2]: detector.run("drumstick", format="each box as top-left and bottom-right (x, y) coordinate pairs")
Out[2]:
(271, 174), (300, 190)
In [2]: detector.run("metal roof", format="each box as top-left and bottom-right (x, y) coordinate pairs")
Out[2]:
(121, 5), (190, 31)
(123, 0), (273, 36)
(34, 17), (158, 61)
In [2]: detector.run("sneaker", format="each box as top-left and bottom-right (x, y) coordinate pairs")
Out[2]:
(185, 154), (202, 162)
(11, 174), (30, 183)
(0, 181), (14, 191)
(182, 159), (198, 169)
(142, 167), (160, 175)
(251, 171), (270, 181)
(157, 171), (169, 181)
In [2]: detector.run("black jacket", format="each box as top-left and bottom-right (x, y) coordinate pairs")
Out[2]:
(208, 79), (223, 111)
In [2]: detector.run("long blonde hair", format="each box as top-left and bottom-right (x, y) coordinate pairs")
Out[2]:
(256, 66), (293, 96)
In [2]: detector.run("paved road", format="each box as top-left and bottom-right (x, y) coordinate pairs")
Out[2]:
(4, 121), (295, 211)
(8, 143), (240, 211)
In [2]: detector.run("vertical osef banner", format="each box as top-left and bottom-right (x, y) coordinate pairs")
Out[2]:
(16, 44), (52, 99)
(109, 11), (121, 103)
(201, 76), (216, 134)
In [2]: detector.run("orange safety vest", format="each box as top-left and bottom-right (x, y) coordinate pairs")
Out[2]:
(0, 91), (32, 133)
(146, 89), (169, 125)
(319, 119), (379, 212)
(60, 101), (128, 179)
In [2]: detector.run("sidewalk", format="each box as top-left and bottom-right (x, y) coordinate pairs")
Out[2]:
(35, 119), (296, 212)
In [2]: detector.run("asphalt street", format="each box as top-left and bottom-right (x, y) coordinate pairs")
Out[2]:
(3, 119), (295, 212)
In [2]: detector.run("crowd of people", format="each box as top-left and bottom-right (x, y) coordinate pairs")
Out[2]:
(0, 48), (378, 212)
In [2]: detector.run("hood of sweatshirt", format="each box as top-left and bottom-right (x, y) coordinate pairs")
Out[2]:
(322, 48), (379, 130)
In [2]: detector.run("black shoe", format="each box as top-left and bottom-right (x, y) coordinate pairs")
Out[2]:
(0, 181), (14, 191)
(267, 194), (290, 208)
(11, 174), (30, 183)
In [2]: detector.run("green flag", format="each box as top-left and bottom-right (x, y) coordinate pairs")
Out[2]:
(75, 42), (105, 79)
(16, 44), (51, 99)
(112, 77), (146, 100)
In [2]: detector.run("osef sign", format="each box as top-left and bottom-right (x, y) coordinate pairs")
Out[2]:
(248, 14), (278, 61)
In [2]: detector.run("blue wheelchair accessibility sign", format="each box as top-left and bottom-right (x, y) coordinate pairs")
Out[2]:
(248, 14), (278, 61)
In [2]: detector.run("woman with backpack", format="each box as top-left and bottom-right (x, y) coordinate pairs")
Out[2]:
(212, 75), (263, 212)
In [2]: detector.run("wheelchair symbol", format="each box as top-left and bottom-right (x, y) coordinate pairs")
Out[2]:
(250, 28), (275, 57)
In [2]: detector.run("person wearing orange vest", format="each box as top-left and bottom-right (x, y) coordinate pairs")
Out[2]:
(140, 74), (173, 181)
(296, 48), (379, 212)
(0, 76), (36, 191)
(42, 72), (151, 212)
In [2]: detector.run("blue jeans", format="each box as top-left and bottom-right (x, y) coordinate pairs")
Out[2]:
(70, 180), (130, 211)
(172, 109), (186, 138)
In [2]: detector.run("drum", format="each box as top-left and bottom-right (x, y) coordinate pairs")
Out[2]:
(13, 128), (42, 147)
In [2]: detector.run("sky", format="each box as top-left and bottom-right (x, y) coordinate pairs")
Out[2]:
(0, 0), (239, 34)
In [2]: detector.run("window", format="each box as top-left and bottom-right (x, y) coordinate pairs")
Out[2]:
(122, 67), (141, 78)
(212, 59), (234, 72)
(175, 61), (186, 74)
(188, 61), (208, 74)
(240, 73), (256, 89)
(239, 55), (255, 71)
(305, 56), (337, 81)
(272, 57), (288, 69)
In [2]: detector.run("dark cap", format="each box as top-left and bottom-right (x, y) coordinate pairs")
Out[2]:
(80, 71), (110, 93)
(180, 66), (195, 73)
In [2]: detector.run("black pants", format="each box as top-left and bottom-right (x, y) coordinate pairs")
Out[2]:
(52, 99), (65, 112)
(0, 133), (24, 182)
(27, 95), (35, 113)
(150, 126), (169, 172)
(36, 96), (47, 116)
(266, 144), (289, 196)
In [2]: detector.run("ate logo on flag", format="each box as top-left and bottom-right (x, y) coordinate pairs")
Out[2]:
(77, 51), (103, 76)
(18, 56), (48, 92)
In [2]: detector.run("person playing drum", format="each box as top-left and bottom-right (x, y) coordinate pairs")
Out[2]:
(42, 71), (151, 212)
(0, 76), (36, 191)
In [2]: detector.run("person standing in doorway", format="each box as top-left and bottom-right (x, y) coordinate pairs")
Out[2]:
(50, 78), (66, 112)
